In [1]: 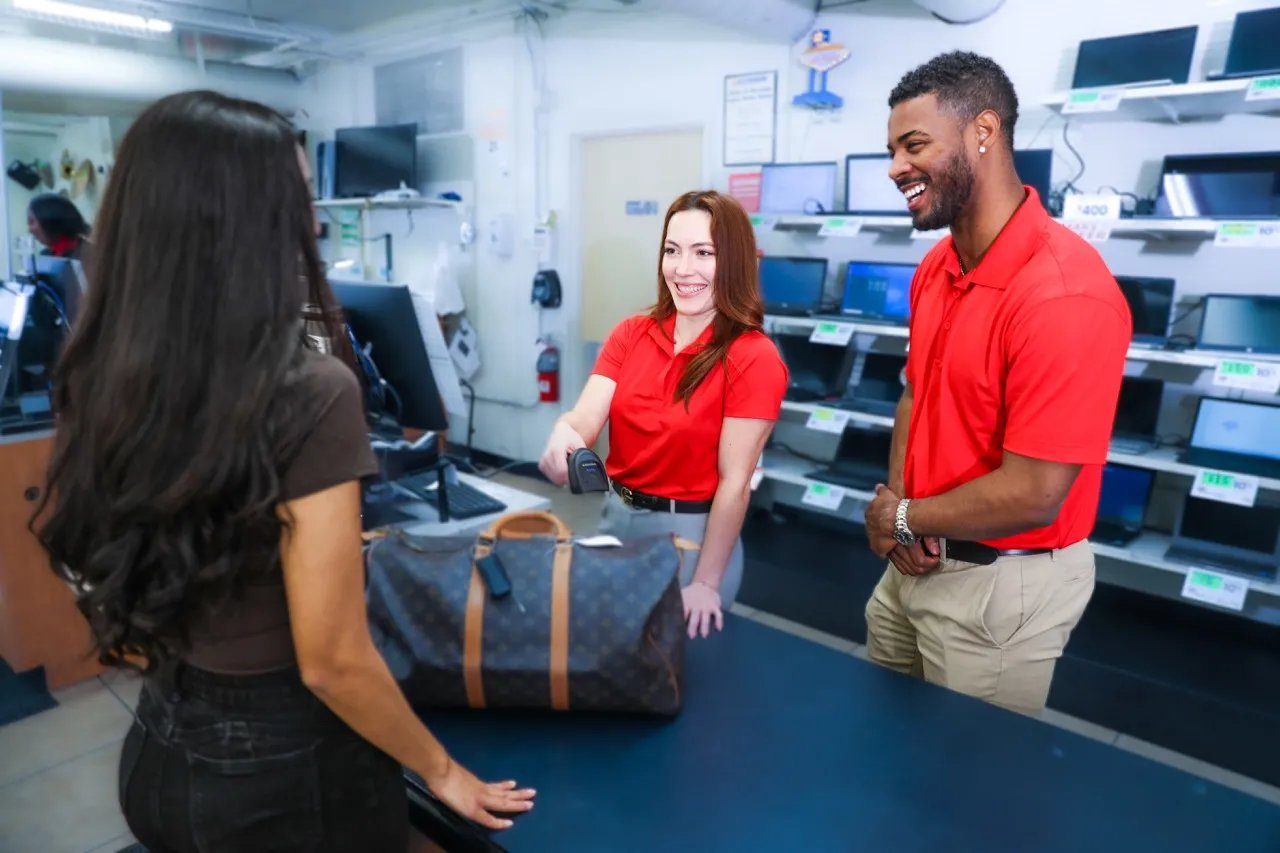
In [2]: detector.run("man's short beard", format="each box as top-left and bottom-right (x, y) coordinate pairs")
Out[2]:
(911, 148), (975, 232)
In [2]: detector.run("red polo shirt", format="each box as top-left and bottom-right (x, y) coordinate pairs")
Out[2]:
(903, 187), (1131, 550)
(592, 314), (788, 501)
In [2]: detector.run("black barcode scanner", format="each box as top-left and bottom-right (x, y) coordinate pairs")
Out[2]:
(567, 448), (609, 494)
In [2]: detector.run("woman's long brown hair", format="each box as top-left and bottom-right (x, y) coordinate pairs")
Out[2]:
(650, 190), (764, 408)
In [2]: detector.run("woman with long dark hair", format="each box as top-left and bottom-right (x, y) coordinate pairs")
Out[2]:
(537, 190), (788, 639)
(27, 192), (90, 259)
(35, 90), (533, 852)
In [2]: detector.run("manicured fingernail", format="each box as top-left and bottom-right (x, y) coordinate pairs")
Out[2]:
(504, 820), (514, 827)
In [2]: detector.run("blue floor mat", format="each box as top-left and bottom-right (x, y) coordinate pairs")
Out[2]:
(0, 658), (57, 727)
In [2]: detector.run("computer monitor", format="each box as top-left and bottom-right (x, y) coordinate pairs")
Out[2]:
(1184, 396), (1280, 479)
(335, 123), (418, 198)
(1092, 463), (1154, 545)
(758, 256), (828, 316)
(1115, 276), (1175, 347)
(330, 280), (449, 432)
(773, 332), (856, 401)
(0, 283), (33, 401)
(844, 154), (907, 216)
(839, 261), (914, 324)
(1153, 152), (1280, 219)
(1112, 376), (1162, 443)
(850, 352), (907, 408)
(30, 256), (86, 327)
(1168, 491), (1280, 582)
(1012, 149), (1053, 209)
(1196, 294), (1280, 355)
(832, 425), (894, 469)
(1071, 26), (1198, 89)
(1220, 7), (1280, 80)
(759, 162), (838, 215)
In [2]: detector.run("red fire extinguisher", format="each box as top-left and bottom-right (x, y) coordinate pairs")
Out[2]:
(537, 340), (560, 403)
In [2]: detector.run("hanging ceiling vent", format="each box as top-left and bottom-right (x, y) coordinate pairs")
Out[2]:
(911, 0), (1006, 24)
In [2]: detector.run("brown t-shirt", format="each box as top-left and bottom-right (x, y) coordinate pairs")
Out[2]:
(184, 350), (379, 674)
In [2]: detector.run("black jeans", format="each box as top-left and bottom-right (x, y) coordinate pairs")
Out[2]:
(120, 664), (408, 853)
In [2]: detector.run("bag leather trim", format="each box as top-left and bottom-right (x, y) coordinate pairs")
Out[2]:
(464, 543), (490, 708)
(549, 542), (572, 711)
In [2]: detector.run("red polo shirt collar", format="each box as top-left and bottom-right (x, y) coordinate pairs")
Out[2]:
(940, 186), (1049, 290)
(648, 312), (713, 356)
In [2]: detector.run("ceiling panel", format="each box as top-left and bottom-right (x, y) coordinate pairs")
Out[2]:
(162, 0), (493, 33)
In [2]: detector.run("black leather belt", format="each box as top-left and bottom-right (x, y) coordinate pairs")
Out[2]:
(942, 539), (1053, 566)
(611, 481), (713, 514)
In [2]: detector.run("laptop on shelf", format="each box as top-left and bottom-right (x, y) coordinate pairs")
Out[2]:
(1115, 276), (1175, 349)
(1205, 7), (1280, 81)
(1109, 376), (1163, 455)
(1195, 294), (1280, 356)
(1012, 149), (1053, 211)
(829, 261), (913, 327)
(807, 426), (893, 493)
(843, 154), (908, 217)
(773, 331), (857, 403)
(1164, 491), (1280, 583)
(834, 352), (907, 417)
(759, 162), (838, 216)
(1181, 396), (1280, 481)
(1151, 152), (1280, 220)
(1070, 26), (1198, 90)
(760, 256), (829, 317)
(1091, 464), (1154, 547)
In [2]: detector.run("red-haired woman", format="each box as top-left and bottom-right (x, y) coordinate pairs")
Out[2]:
(539, 190), (788, 638)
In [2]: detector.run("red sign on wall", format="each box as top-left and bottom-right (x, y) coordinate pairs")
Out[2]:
(728, 171), (762, 213)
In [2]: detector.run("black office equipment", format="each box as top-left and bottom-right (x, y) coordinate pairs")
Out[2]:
(1115, 276), (1175, 348)
(1213, 6), (1280, 80)
(568, 448), (609, 494)
(1012, 149), (1053, 209)
(531, 269), (562, 308)
(335, 123), (418, 198)
(773, 332), (857, 402)
(1091, 464), (1154, 547)
(836, 352), (907, 417)
(843, 153), (906, 216)
(759, 256), (828, 315)
(331, 279), (449, 433)
(1071, 26), (1198, 89)
(1153, 152), (1280, 219)
(807, 426), (893, 492)
(838, 261), (914, 325)
(396, 468), (508, 521)
(1109, 376), (1163, 454)
(1182, 396), (1280, 480)
(1165, 492), (1280, 583)
(759, 162), (838, 215)
(1196, 294), (1280, 355)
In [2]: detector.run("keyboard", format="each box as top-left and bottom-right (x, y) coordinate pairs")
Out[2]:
(1164, 546), (1277, 583)
(396, 470), (508, 520)
(832, 396), (897, 417)
(807, 466), (884, 492)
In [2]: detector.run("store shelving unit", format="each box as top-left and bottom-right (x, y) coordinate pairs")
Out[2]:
(1041, 77), (1280, 124)
(314, 195), (464, 212)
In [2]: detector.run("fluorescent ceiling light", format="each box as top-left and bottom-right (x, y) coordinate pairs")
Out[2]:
(12, 0), (173, 35)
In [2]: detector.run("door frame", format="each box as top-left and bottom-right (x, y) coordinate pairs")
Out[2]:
(564, 122), (707, 409)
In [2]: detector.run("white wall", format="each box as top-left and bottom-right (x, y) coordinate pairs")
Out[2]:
(303, 0), (1280, 463)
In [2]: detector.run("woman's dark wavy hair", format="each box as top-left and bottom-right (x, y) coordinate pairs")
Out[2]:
(32, 90), (353, 677)
(29, 192), (90, 243)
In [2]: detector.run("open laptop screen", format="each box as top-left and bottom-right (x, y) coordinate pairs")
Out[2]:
(759, 257), (827, 314)
(1096, 464), (1153, 531)
(840, 262), (914, 322)
(844, 154), (907, 216)
(1189, 397), (1280, 463)
(1115, 276), (1175, 345)
(1113, 376), (1162, 441)
(760, 163), (838, 215)
(1222, 7), (1280, 79)
(1071, 26), (1197, 89)
(1197, 294), (1280, 355)
(1154, 152), (1280, 219)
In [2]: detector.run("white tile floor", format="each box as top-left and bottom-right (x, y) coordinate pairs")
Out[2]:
(3, 473), (1277, 851)
(2, 602), (1279, 852)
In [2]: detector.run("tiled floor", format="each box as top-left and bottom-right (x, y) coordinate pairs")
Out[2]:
(3, 474), (1278, 852)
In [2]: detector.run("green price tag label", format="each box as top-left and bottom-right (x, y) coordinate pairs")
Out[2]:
(1200, 471), (1235, 488)
(1254, 77), (1280, 91)
(1220, 360), (1256, 376)
(812, 408), (833, 420)
(826, 218), (847, 227)
(1068, 91), (1099, 104)
(1220, 223), (1258, 237)
(817, 322), (838, 334)
(750, 216), (763, 225)
(1189, 570), (1223, 590)
(809, 483), (830, 496)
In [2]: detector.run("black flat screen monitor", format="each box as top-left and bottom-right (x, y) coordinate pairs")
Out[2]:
(773, 332), (855, 400)
(1154, 152), (1280, 219)
(1113, 376), (1162, 442)
(335, 123), (418, 198)
(759, 162), (838, 215)
(840, 262), (914, 323)
(759, 256), (828, 315)
(1170, 491), (1280, 581)
(1221, 7), (1280, 79)
(852, 352), (907, 406)
(1071, 26), (1198, 89)
(833, 425), (894, 468)
(330, 280), (448, 432)
(1012, 149), (1053, 209)
(1197, 294), (1280, 355)
(1095, 464), (1154, 533)
(844, 154), (906, 216)
(1115, 276), (1175, 346)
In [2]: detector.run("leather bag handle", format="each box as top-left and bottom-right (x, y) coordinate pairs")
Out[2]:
(479, 511), (573, 542)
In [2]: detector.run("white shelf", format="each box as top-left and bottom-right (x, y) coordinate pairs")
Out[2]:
(760, 214), (1242, 243)
(779, 400), (895, 430)
(1042, 78), (1280, 124)
(313, 196), (462, 212)
(758, 449), (876, 504)
(764, 314), (910, 339)
(1107, 445), (1280, 493)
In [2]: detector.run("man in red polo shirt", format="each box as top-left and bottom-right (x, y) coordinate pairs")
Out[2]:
(861, 51), (1131, 716)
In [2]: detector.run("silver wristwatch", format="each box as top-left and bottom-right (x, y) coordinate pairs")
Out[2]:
(894, 499), (917, 546)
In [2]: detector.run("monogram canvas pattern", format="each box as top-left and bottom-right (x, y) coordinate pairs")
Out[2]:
(364, 523), (687, 716)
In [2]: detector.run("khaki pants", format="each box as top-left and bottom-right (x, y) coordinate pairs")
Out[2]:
(864, 539), (1096, 716)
